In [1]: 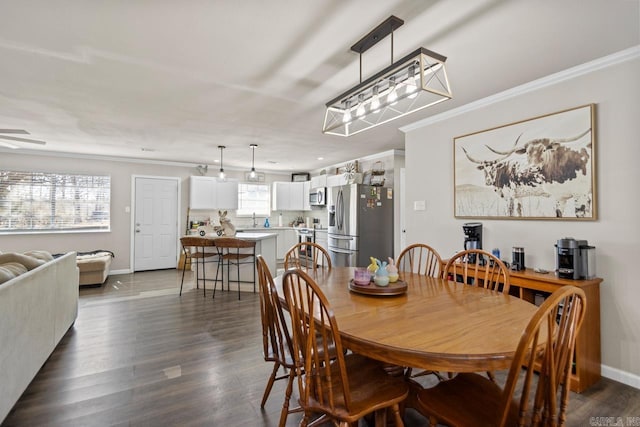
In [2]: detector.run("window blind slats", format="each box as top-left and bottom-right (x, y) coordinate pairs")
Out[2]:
(0, 171), (110, 232)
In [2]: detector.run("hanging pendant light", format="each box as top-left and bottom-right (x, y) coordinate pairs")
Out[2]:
(218, 145), (226, 179)
(249, 143), (258, 178)
(322, 15), (452, 137)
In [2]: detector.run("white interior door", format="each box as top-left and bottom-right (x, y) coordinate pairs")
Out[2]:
(134, 176), (179, 271)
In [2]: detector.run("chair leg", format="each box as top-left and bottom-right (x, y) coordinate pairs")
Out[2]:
(202, 253), (206, 298)
(195, 257), (200, 291)
(391, 403), (404, 427)
(261, 362), (280, 408)
(277, 368), (299, 427)
(179, 256), (187, 296)
(237, 255), (241, 300)
(213, 256), (222, 299)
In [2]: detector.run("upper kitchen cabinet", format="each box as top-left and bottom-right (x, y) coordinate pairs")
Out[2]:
(310, 174), (327, 188)
(326, 174), (348, 188)
(303, 181), (311, 211)
(189, 176), (238, 210)
(272, 181), (308, 211)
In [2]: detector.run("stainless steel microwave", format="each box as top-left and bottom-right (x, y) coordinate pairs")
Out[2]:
(309, 187), (326, 206)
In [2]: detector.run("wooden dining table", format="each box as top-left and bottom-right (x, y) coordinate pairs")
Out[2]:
(275, 266), (541, 373)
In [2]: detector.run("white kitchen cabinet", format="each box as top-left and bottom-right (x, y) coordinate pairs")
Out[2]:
(314, 229), (329, 267)
(303, 181), (311, 211)
(273, 228), (298, 260)
(326, 174), (347, 188)
(189, 176), (238, 210)
(216, 180), (239, 209)
(310, 175), (327, 188)
(282, 229), (298, 259)
(272, 181), (305, 211)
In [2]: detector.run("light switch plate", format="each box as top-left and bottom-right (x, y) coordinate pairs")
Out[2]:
(414, 200), (426, 211)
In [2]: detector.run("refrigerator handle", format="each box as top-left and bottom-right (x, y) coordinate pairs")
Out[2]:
(337, 188), (344, 230)
(329, 247), (354, 255)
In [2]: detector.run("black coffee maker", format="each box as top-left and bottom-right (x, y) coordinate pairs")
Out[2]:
(463, 222), (483, 264)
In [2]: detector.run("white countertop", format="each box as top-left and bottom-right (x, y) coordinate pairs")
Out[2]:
(205, 232), (277, 241)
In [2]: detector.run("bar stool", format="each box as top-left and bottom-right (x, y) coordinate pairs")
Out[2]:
(179, 236), (219, 297)
(213, 237), (256, 300)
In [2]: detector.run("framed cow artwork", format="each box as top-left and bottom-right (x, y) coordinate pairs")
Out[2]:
(454, 104), (596, 220)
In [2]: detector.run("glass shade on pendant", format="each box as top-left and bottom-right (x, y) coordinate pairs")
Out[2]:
(323, 47), (452, 137)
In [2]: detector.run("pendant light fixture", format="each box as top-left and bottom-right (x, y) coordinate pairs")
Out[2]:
(217, 145), (226, 179)
(249, 143), (258, 178)
(322, 15), (452, 137)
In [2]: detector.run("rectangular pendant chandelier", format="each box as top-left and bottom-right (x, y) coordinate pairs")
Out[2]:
(322, 16), (452, 137)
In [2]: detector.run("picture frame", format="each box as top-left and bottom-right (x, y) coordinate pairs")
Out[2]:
(454, 104), (596, 220)
(291, 172), (310, 182)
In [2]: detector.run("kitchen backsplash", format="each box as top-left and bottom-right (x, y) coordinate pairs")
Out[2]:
(188, 208), (327, 230)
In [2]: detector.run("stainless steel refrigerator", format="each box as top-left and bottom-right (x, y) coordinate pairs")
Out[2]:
(327, 184), (394, 267)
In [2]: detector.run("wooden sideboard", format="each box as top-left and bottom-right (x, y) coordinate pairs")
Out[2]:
(449, 265), (602, 393)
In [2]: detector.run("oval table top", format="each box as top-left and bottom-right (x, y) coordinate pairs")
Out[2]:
(276, 267), (540, 373)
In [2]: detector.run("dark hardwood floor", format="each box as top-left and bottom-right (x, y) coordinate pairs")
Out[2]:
(3, 269), (639, 426)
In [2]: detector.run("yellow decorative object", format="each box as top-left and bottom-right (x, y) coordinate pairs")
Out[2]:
(367, 257), (378, 274)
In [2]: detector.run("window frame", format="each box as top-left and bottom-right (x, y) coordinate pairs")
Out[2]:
(0, 170), (111, 234)
(236, 182), (271, 217)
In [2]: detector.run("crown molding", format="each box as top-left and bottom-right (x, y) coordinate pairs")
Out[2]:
(400, 45), (640, 133)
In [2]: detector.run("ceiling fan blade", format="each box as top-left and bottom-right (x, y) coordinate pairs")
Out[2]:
(0, 129), (30, 135)
(0, 135), (46, 145)
(0, 140), (19, 149)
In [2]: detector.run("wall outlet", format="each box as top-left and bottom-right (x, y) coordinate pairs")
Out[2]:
(414, 200), (426, 211)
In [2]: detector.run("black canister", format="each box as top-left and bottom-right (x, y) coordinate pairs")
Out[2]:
(512, 247), (525, 271)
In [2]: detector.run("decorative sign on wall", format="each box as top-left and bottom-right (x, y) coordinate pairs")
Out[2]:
(454, 104), (596, 220)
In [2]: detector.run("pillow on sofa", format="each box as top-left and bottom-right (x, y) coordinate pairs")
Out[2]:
(0, 262), (29, 284)
(22, 250), (54, 262)
(0, 253), (46, 270)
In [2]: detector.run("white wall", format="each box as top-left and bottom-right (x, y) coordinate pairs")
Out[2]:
(0, 154), (288, 271)
(402, 52), (640, 383)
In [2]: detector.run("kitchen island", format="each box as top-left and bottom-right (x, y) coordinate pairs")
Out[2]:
(199, 232), (277, 294)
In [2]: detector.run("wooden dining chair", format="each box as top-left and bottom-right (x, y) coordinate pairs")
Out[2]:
(396, 244), (444, 381)
(256, 255), (302, 427)
(214, 237), (256, 300)
(415, 285), (587, 427)
(179, 236), (219, 297)
(396, 243), (442, 278)
(284, 242), (332, 272)
(443, 249), (511, 294)
(443, 249), (512, 382)
(282, 268), (409, 427)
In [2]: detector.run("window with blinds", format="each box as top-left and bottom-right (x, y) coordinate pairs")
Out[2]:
(0, 170), (111, 233)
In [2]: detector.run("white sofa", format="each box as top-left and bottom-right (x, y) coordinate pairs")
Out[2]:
(0, 252), (79, 423)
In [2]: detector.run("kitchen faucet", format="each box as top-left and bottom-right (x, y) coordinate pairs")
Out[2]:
(252, 212), (257, 227)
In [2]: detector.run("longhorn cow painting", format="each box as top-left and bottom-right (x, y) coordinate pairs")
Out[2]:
(454, 104), (596, 220)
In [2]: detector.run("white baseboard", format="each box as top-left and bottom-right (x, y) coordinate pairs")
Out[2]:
(109, 268), (131, 275)
(601, 365), (640, 390)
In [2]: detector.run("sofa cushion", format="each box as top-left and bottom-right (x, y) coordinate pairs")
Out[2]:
(0, 253), (46, 271)
(22, 250), (54, 262)
(0, 262), (29, 284)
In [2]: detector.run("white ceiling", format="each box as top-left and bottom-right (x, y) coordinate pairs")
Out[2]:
(0, 1), (638, 173)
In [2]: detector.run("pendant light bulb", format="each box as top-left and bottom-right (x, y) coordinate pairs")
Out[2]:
(406, 64), (418, 99)
(356, 94), (366, 118)
(249, 144), (258, 179)
(342, 100), (352, 123)
(371, 85), (381, 112)
(387, 77), (398, 105)
(218, 145), (226, 180)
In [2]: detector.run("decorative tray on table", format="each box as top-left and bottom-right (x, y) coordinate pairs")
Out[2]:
(348, 279), (407, 296)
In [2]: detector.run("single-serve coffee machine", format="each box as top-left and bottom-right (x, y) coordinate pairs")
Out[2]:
(555, 238), (596, 279)
(463, 222), (483, 264)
